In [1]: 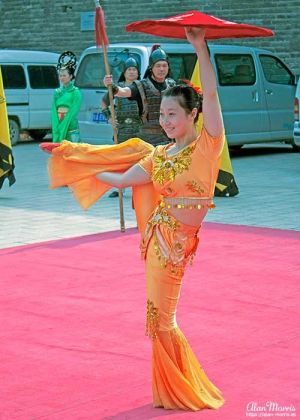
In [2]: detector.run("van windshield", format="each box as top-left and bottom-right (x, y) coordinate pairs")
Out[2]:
(75, 50), (141, 89)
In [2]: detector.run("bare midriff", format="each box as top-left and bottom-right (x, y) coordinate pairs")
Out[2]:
(159, 196), (215, 228)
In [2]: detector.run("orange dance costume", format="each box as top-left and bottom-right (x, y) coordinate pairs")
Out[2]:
(138, 126), (225, 410)
(45, 126), (225, 411)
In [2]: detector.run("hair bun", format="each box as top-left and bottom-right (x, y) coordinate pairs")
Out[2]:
(181, 79), (202, 95)
(57, 51), (77, 71)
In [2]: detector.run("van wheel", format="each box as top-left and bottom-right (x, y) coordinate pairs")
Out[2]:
(9, 119), (20, 146)
(229, 145), (243, 151)
(29, 130), (48, 141)
(292, 143), (300, 152)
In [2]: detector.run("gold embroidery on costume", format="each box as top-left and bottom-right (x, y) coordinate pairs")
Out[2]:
(186, 180), (205, 195)
(149, 207), (178, 231)
(153, 234), (167, 268)
(145, 205), (199, 273)
(146, 299), (159, 340)
(148, 206), (179, 268)
(152, 144), (196, 185)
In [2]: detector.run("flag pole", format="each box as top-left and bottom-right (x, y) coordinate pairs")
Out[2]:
(94, 0), (125, 232)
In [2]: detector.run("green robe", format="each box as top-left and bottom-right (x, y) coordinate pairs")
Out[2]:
(51, 81), (82, 143)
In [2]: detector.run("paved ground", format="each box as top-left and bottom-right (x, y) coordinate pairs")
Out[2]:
(0, 140), (299, 249)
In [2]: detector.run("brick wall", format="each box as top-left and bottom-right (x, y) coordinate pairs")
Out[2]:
(0, 0), (299, 74)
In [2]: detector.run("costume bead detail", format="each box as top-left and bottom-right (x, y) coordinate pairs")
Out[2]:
(149, 208), (178, 231)
(146, 299), (159, 340)
(159, 198), (215, 210)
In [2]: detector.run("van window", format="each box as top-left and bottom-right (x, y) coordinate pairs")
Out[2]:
(28, 65), (59, 89)
(259, 55), (294, 85)
(76, 50), (141, 88)
(168, 53), (197, 81)
(215, 54), (255, 86)
(1, 65), (26, 89)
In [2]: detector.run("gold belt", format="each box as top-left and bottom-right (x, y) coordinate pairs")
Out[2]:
(160, 196), (215, 210)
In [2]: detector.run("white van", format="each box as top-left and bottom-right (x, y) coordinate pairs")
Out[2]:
(75, 42), (297, 148)
(0, 49), (60, 145)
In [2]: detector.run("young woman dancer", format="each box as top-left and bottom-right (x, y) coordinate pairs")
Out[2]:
(41, 28), (225, 412)
(95, 27), (225, 411)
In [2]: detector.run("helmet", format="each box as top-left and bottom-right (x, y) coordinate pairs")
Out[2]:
(123, 57), (139, 71)
(144, 44), (169, 78)
(118, 57), (140, 82)
(149, 46), (168, 67)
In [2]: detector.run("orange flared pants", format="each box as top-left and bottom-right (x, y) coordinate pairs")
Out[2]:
(44, 140), (224, 411)
(141, 204), (225, 411)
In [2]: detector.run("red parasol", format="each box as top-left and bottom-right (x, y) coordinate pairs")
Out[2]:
(126, 10), (274, 39)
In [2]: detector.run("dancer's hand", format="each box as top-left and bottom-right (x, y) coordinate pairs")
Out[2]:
(39, 142), (60, 154)
(185, 27), (206, 52)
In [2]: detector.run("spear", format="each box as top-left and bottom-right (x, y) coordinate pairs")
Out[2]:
(94, 0), (125, 232)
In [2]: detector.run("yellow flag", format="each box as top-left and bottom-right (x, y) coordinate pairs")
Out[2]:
(0, 66), (15, 188)
(191, 60), (238, 197)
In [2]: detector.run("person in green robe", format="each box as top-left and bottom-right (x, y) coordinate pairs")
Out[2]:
(51, 51), (82, 143)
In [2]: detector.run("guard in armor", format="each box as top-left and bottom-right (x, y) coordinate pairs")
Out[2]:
(102, 57), (141, 143)
(104, 45), (176, 146)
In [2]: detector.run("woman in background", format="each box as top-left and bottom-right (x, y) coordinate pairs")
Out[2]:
(51, 51), (82, 143)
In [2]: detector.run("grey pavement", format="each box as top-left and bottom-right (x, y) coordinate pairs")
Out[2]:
(0, 140), (299, 249)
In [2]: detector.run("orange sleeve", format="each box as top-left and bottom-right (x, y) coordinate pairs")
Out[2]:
(199, 126), (225, 159)
(46, 138), (155, 210)
(137, 148), (155, 176)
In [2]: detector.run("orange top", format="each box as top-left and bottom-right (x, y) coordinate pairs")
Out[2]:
(138, 126), (225, 199)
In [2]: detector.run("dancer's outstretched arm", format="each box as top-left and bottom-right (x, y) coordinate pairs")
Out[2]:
(96, 163), (151, 188)
(39, 143), (151, 188)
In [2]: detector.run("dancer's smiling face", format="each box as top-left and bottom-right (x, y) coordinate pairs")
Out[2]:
(159, 96), (197, 139)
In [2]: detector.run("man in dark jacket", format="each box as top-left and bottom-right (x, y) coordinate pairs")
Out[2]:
(104, 45), (176, 146)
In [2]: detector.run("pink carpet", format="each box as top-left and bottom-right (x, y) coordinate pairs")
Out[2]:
(0, 223), (299, 420)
